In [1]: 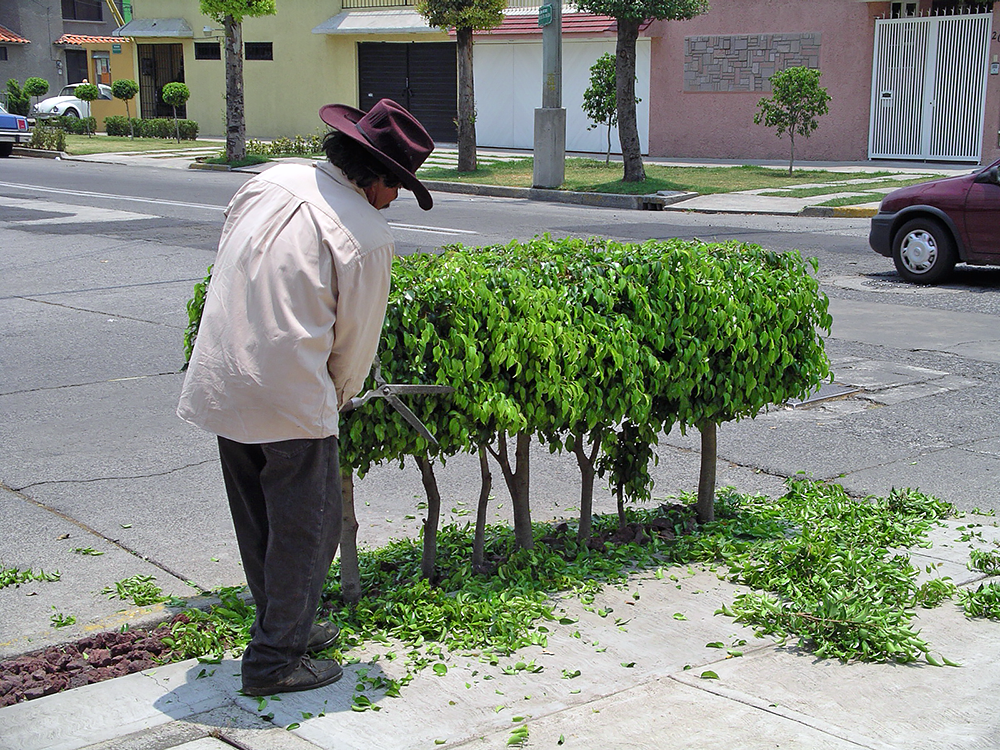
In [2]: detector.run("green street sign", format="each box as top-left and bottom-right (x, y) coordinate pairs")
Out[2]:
(112, 44), (121, 54)
(538, 4), (552, 27)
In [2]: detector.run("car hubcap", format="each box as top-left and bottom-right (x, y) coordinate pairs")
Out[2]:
(900, 230), (937, 273)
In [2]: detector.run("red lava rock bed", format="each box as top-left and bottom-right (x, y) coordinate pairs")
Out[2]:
(0, 615), (189, 708)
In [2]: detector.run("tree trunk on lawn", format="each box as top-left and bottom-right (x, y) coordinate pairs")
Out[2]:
(472, 446), (492, 570)
(788, 133), (795, 176)
(417, 455), (442, 580)
(224, 14), (246, 163)
(616, 19), (645, 183)
(696, 422), (717, 523)
(456, 27), (477, 173)
(572, 427), (604, 542)
(488, 431), (534, 550)
(339, 470), (362, 604)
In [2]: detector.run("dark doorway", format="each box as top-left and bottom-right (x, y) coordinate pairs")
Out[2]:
(358, 42), (457, 142)
(137, 43), (185, 119)
(65, 49), (88, 85)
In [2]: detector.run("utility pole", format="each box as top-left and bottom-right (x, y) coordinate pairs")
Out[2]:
(532, 0), (565, 188)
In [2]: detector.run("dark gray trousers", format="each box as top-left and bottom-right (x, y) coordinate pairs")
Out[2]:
(217, 435), (342, 684)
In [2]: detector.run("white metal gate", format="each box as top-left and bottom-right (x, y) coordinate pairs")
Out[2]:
(869, 13), (992, 161)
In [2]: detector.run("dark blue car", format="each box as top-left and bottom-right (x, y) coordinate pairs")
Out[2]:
(0, 101), (30, 157)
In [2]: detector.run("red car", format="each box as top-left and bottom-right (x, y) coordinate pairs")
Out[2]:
(869, 158), (1000, 284)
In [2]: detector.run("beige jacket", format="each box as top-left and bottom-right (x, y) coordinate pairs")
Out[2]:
(177, 162), (394, 443)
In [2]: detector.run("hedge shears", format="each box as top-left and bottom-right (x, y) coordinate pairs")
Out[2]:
(341, 354), (453, 445)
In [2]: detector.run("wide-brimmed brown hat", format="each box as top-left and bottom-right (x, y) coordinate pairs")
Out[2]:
(319, 99), (435, 210)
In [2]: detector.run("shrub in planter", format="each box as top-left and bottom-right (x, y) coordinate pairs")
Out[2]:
(27, 125), (66, 152)
(104, 115), (130, 137)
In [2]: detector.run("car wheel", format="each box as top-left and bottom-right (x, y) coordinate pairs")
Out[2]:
(63, 108), (80, 119)
(0, 143), (12, 158)
(892, 218), (956, 284)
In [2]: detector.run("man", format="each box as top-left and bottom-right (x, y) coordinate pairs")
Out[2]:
(177, 99), (434, 696)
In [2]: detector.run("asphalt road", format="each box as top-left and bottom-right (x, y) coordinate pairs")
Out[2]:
(2, 156), (999, 657)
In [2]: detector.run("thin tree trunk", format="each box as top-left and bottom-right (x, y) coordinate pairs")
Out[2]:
(456, 27), (477, 173)
(472, 446), (492, 570)
(605, 123), (611, 165)
(788, 133), (795, 176)
(572, 427), (603, 542)
(616, 20), (645, 183)
(616, 485), (626, 530)
(416, 455), (442, 580)
(697, 422), (717, 523)
(487, 431), (534, 550)
(339, 470), (362, 604)
(224, 15), (245, 163)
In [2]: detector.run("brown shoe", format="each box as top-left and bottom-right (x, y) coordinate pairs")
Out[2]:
(242, 657), (343, 696)
(307, 621), (340, 653)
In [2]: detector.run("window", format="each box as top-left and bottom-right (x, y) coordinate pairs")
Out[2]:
(194, 42), (222, 60)
(0, 47), (7, 62)
(92, 51), (111, 85)
(244, 42), (273, 61)
(62, 0), (103, 21)
(890, 2), (918, 17)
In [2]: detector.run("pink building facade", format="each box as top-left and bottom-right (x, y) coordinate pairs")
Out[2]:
(646, 0), (1000, 165)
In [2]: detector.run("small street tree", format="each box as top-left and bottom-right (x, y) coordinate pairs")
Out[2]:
(23, 77), (49, 110)
(74, 83), (99, 136)
(111, 78), (139, 138)
(573, 0), (708, 182)
(200, 0), (277, 163)
(162, 82), (190, 142)
(5, 79), (30, 116)
(582, 52), (640, 165)
(754, 66), (831, 175)
(416, 0), (505, 172)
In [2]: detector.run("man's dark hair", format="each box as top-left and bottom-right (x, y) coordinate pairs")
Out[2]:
(323, 131), (402, 189)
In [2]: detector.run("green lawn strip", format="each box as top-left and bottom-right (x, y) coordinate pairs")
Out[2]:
(63, 134), (219, 156)
(758, 176), (935, 199)
(161, 479), (977, 698)
(418, 159), (897, 196)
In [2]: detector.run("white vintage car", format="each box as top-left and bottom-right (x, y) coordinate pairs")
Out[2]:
(31, 83), (113, 119)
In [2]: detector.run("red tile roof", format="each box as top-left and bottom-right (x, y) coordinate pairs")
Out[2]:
(0, 24), (30, 44)
(55, 34), (125, 46)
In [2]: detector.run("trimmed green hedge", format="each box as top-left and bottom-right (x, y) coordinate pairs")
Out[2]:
(186, 237), (831, 568)
(104, 116), (199, 140)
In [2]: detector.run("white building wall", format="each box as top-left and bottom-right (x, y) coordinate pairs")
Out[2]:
(473, 38), (650, 154)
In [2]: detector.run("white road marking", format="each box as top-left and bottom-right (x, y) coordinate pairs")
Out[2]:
(0, 182), (226, 211)
(389, 222), (477, 236)
(0, 196), (150, 225)
(0, 184), (477, 236)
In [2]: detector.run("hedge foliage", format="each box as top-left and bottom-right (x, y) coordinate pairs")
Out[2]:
(337, 237), (831, 481)
(43, 115), (97, 135)
(246, 133), (324, 157)
(186, 236), (831, 559)
(26, 126), (67, 152)
(104, 116), (199, 140)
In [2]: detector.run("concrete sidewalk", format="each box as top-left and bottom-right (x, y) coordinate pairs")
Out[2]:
(2, 518), (999, 750)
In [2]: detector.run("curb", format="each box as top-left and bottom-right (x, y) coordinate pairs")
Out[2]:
(188, 161), (231, 172)
(421, 180), (684, 211)
(801, 205), (879, 218)
(11, 147), (65, 159)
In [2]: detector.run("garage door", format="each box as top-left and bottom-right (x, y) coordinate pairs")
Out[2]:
(358, 42), (457, 142)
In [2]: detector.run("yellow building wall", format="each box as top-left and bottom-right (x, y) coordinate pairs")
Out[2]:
(127, 0), (450, 138)
(76, 41), (136, 122)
